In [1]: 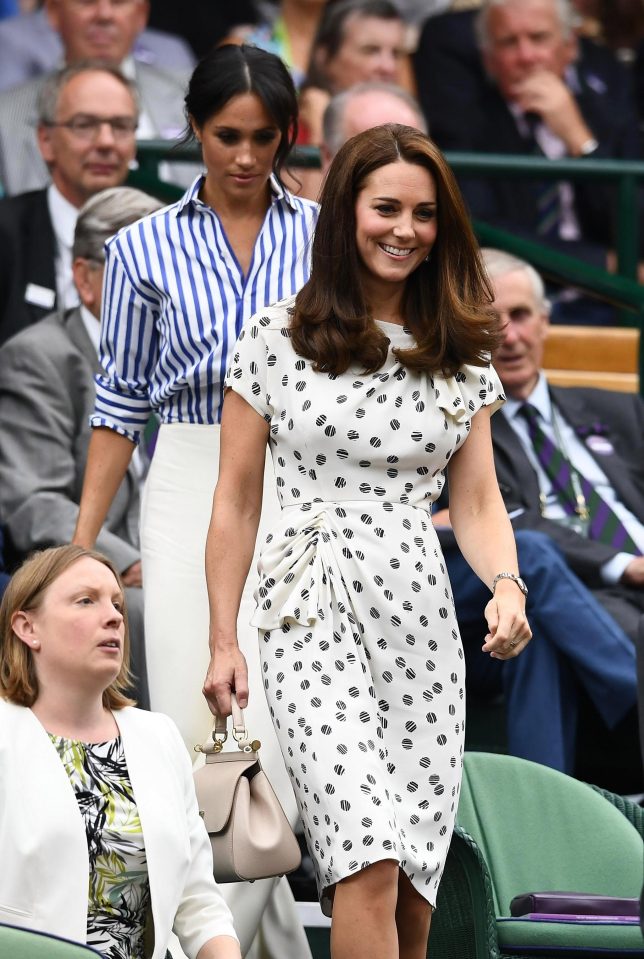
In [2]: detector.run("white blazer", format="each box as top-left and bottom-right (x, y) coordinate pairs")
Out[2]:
(0, 700), (238, 958)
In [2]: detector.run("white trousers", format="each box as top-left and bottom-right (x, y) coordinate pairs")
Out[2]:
(140, 424), (311, 959)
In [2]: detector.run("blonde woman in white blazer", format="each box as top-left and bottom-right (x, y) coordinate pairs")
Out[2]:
(0, 545), (240, 959)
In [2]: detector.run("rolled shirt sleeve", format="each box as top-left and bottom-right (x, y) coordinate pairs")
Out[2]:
(92, 239), (159, 444)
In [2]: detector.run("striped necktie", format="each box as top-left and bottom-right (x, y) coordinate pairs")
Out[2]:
(525, 114), (562, 239)
(519, 403), (642, 554)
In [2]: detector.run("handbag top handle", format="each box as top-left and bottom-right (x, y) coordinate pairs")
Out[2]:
(197, 694), (260, 755)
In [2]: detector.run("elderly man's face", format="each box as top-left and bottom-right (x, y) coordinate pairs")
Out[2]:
(46, 0), (149, 64)
(323, 14), (406, 92)
(491, 268), (549, 400)
(38, 70), (138, 208)
(483, 0), (577, 102)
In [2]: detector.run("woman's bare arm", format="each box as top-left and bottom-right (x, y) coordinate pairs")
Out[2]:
(73, 427), (135, 547)
(203, 390), (269, 717)
(447, 407), (531, 658)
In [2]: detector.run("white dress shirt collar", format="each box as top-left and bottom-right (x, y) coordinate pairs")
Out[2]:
(502, 373), (551, 424)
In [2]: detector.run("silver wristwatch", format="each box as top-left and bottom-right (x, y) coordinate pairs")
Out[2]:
(492, 572), (528, 597)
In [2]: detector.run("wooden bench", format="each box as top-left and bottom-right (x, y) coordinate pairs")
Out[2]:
(543, 324), (640, 392)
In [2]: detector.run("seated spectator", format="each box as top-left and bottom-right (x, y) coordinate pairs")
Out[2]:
(321, 79), (426, 166)
(434, 247), (642, 774)
(0, 62), (138, 344)
(479, 247), (644, 642)
(0, 0), (189, 195)
(415, 0), (641, 321)
(292, 78), (426, 199)
(0, 185), (162, 706)
(299, 0), (410, 146)
(0, 544), (241, 959)
(0, 0), (195, 91)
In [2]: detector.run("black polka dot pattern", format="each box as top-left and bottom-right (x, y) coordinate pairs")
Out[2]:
(225, 296), (505, 915)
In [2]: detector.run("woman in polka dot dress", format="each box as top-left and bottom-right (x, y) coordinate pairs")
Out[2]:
(204, 124), (532, 959)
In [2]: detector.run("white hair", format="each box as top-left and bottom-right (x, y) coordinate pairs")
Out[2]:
(481, 248), (551, 313)
(475, 0), (578, 50)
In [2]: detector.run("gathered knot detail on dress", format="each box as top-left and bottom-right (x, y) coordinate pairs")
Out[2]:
(252, 504), (339, 631)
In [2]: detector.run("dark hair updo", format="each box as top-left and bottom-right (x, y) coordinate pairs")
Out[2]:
(184, 44), (299, 184)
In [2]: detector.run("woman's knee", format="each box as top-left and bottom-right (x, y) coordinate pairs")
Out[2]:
(336, 859), (400, 902)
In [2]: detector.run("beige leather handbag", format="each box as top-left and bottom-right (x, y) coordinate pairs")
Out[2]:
(193, 695), (302, 883)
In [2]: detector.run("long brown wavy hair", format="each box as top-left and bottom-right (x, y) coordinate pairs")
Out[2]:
(291, 124), (501, 376)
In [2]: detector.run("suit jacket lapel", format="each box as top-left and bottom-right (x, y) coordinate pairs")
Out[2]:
(64, 307), (101, 373)
(491, 411), (543, 506)
(25, 190), (58, 320)
(550, 386), (642, 513)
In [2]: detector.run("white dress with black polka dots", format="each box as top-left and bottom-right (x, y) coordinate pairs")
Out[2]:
(225, 296), (505, 913)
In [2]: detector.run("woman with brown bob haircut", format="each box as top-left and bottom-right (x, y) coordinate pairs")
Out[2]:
(204, 123), (531, 959)
(0, 545), (240, 959)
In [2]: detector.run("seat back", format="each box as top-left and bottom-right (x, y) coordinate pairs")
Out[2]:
(542, 324), (640, 392)
(457, 752), (643, 917)
(0, 922), (103, 958)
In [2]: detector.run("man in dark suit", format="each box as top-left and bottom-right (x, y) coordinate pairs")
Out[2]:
(436, 248), (642, 773)
(483, 248), (644, 636)
(0, 62), (138, 344)
(0, 186), (162, 706)
(436, 0), (640, 279)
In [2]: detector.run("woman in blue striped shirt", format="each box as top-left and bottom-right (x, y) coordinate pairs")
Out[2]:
(74, 44), (318, 954)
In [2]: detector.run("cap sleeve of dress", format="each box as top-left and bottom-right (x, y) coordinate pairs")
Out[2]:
(432, 360), (505, 424)
(224, 316), (273, 423)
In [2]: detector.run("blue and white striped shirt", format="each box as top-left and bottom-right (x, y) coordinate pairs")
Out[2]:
(91, 174), (318, 442)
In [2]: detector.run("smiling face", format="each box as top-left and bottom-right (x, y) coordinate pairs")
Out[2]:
(483, 0), (576, 102)
(354, 159), (437, 311)
(193, 92), (281, 210)
(491, 267), (549, 399)
(324, 13), (406, 92)
(13, 556), (125, 695)
(37, 69), (137, 208)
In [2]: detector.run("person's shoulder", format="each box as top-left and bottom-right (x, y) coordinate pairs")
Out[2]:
(558, 384), (642, 415)
(117, 705), (180, 738)
(0, 73), (42, 116)
(0, 310), (65, 354)
(135, 27), (196, 73)
(0, 188), (47, 226)
(251, 294), (298, 335)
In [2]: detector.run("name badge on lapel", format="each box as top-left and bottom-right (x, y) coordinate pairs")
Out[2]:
(25, 283), (55, 310)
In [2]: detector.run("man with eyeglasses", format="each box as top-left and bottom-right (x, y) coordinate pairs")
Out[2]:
(0, 62), (138, 344)
(0, 0), (189, 196)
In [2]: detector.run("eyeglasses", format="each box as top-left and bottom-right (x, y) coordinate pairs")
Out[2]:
(45, 115), (138, 142)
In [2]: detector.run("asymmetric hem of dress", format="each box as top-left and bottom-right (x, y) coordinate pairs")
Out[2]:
(225, 296), (505, 913)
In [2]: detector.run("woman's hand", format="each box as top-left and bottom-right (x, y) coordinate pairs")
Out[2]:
(203, 641), (249, 717)
(482, 581), (532, 660)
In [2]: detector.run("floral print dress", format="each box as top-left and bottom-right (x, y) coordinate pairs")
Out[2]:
(50, 735), (150, 959)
